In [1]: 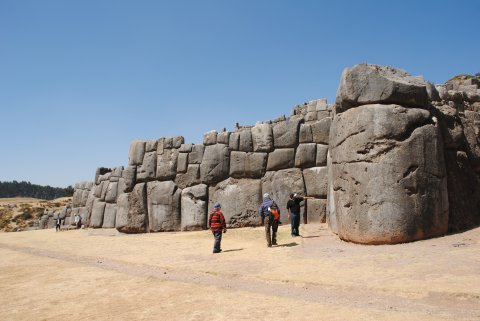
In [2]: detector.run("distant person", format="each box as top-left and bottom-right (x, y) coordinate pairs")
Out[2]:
(74, 213), (81, 229)
(287, 193), (314, 237)
(55, 217), (61, 232)
(208, 202), (227, 254)
(259, 193), (280, 247)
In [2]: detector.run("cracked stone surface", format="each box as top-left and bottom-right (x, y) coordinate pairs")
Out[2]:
(330, 104), (449, 244)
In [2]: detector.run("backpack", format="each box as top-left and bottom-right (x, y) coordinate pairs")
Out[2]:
(268, 203), (280, 220)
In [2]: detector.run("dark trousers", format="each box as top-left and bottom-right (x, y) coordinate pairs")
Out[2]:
(265, 215), (279, 246)
(212, 231), (222, 253)
(290, 212), (300, 236)
(56, 223), (61, 232)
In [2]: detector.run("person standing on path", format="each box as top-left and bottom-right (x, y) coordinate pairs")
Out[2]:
(208, 202), (227, 254)
(259, 193), (280, 247)
(287, 193), (314, 237)
(55, 217), (61, 232)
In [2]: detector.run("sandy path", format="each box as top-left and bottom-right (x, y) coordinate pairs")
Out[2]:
(0, 224), (479, 320)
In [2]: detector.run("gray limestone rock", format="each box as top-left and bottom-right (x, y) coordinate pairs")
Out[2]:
(306, 199), (326, 224)
(102, 203), (117, 228)
(266, 148), (295, 171)
(116, 183), (148, 234)
(229, 129), (253, 152)
(209, 178), (262, 227)
(147, 181), (181, 232)
(217, 131), (230, 145)
(200, 144), (230, 184)
(330, 104), (448, 244)
(273, 118), (303, 148)
(93, 181), (104, 198)
(179, 144), (193, 153)
(295, 143), (317, 168)
(203, 130), (218, 146)
(335, 64), (429, 113)
(316, 144), (328, 167)
(90, 199), (106, 228)
(261, 168), (305, 223)
(303, 167), (328, 198)
(145, 140), (158, 152)
(181, 184), (208, 231)
(251, 123), (273, 152)
(172, 136), (184, 149)
(128, 140), (146, 166)
(310, 117), (331, 144)
(188, 145), (205, 164)
(137, 151), (157, 182)
(156, 148), (179, 180)
(118, 166), (136, 193)
(229, 151), (267, 179)
(175, 164), (201, 189)
(104, 182), (118, 203)
(299, 123), (313, 143)
(177, 152), (188, 173)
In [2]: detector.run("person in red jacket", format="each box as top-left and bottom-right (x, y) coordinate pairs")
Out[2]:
(209, 202), (227, 253)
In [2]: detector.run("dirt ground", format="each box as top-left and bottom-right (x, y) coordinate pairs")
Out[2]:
(0, 223), (479, 321)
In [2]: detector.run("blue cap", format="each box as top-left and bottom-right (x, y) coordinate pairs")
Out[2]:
(214, 202), (221, 209)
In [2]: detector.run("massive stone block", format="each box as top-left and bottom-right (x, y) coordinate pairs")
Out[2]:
(217, 131), (230, 145)
(203, 130), (217, 145)
(336, 64), (429, 112)
(311, 117), (331, 144)
(330, 104), (449, 244)
(177, 152), (188, 173)
(251, 123), (273, 152)
(172, 136), (185, 149)
(299, 123), (313, 143)
(229, 129), (253, 152)
(104, 182), (118, 203)
(118, 166), (136, 193)
(181, 184), (208, 231)
(303, 167), (328, 198)
(137, 151), (157, 182)
(295, 143), (317, 168)
(90, 199), (106, 228)
(116, 183), (148, 234)
(316, 144), (328, 166)
(326, 150), (337, 234)
(175, 164), (201, 189)
(145, 140), (158, 152)
(229, 151), (267, 178)
(156, 148), (179, 180)
(188, 145), (205, 164)
(306, 199), (326, 224)
(128, 140), (146, 166)
(261, 168), (305, 223)
(102, 203), (117, 228)
(200, 144), (230, 184)
(272, 118), (303, 148)
(147, 181), (181, 232)
(209, 178), (262, 227)
(266, 148), (295, 171)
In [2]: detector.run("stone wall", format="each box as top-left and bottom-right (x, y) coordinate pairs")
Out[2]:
(66, 64), (480, 244)
(70, 99), (333, 233)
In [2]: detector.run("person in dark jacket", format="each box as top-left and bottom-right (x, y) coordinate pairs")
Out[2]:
(258, 193), (280, 247)
(287, 193), (314, 237)
(208, 202), (227, 253)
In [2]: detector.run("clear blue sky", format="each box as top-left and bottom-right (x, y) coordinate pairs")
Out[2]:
(0, 0), (479, 188)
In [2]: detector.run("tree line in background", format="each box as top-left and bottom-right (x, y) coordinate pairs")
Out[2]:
(0, 181), (74, 200)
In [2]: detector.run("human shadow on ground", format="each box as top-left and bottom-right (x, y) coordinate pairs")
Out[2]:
(300, 235), (321, 239)
(222, 248), (244, 253)
(275, 242), (298, 248)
